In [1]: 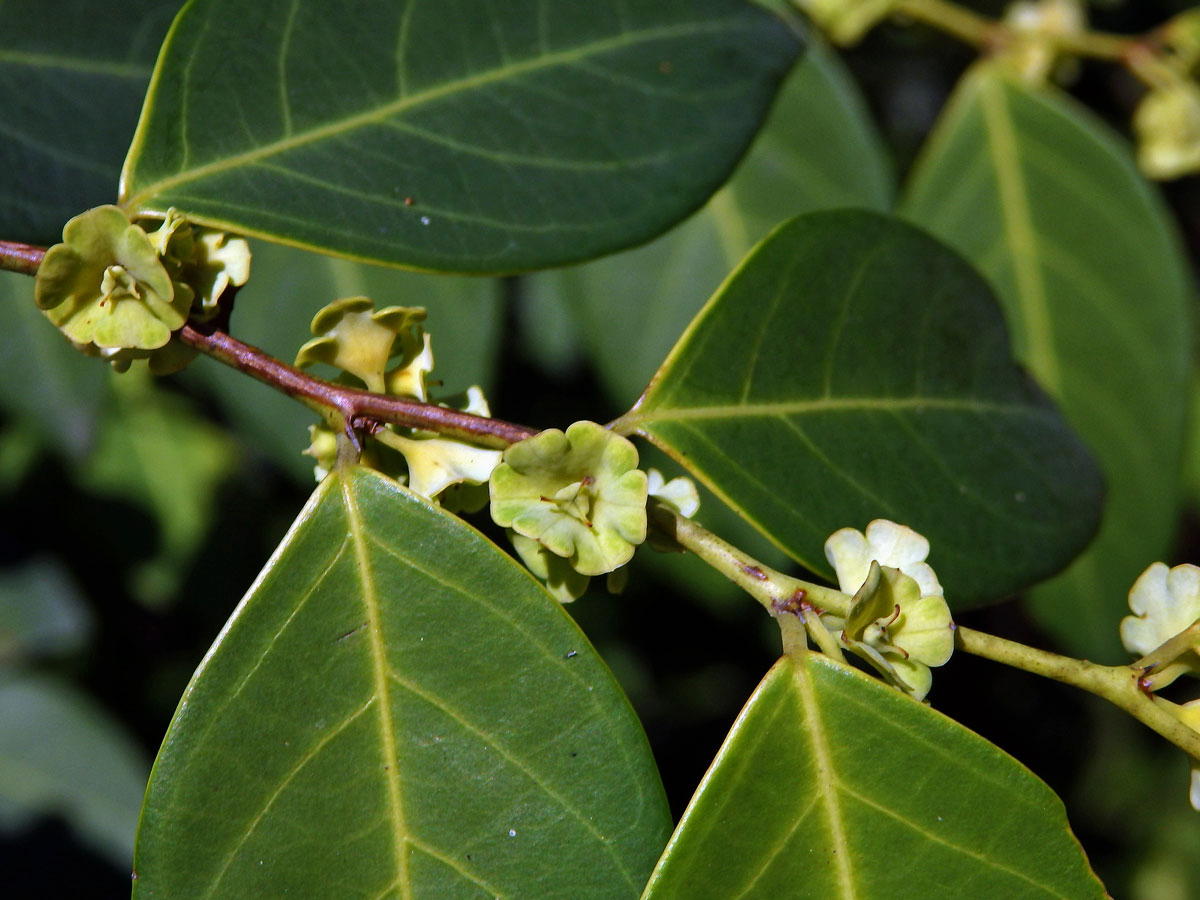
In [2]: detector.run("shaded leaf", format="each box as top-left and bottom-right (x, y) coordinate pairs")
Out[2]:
(0, 0), (179, 243)
(615, 210), (1102, 605)
(0, 270), (110, 461)
(80, 367), (237, 605)
(133, 466), (670, 900)
(523, 32), (892, 406)
(120, 0), (800, 272)
(189, 241), (503, 482)
(0, 558), (93, 665)
(900, 66), (1193, 659)
(0, 674), (148, 869)
(641, 653), (1107, 900)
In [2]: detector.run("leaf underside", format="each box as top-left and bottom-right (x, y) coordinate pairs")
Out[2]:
(133, 467), (671, 900)
(641, 653), (1108, 900)
(120, 0), (800, 273)
(618, 209), (1103, 605)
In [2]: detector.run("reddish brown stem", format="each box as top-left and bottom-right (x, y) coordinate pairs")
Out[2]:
(3, 238), (536, 449)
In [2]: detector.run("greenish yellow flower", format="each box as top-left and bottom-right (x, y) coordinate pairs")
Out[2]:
(296, 299), (430, 396)
(36, 205), (183, 352)
(794, 0), (896, 46)
(1134, 81), (1200, 180)
(825, 520), (953, 699)
(997, 0), (1086, 84)
(490, 422), (647, 577)
(509, 531), (592, 603)
(1173, 700), (1200, 811)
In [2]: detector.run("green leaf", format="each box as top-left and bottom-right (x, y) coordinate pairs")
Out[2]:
(641, 653), (1107, 900)
(80, 367), (237, 605)
(133, 466), (670, 899)
(900, 66), (1193, 658)
(0, 0), (179, 244)
(615, 209), (1103, 605)
(0, 270), (111, 461)
(522, 31), (892, 406)
(119, 0), (800, 272)
(189, 241), (503, 482)
(0, 674), (148, 869)
(0, 558), (93, 664)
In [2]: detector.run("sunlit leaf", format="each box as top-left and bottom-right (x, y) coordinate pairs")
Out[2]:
(120, 0), (800, 272)
(641, 653), (1107, 900)
(901, 65), (1193, 658)
(0, 0), (179, 243)
(190, 241), (502, 482)
(615, 210), (1102, 605)
(0, 674), (148, 869)
(133, 466), (670, 899)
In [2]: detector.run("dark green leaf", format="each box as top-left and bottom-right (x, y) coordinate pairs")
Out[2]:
(0, 674), (148, 868)
(615, 210), (1102, 604)
(900, 66), (1193, 658)
(134, 466), (670, 899)
(190, 241), (503, 482)
(119, 0), (800, 272)
(0, 558), (93, 664)
(79, 368), (237, 605)
(523, 32), (892, 406)
(641, 653), (1107, 900)
(0, 270), (110, 461)
(0, 0), (179, 243)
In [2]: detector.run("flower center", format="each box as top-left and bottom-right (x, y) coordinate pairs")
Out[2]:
(548, 475), (597, 527)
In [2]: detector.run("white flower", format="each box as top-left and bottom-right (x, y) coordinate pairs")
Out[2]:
(825, 519), (943, 598)
(824, 521), (953, 700)
(1120, 562), (1200, 658)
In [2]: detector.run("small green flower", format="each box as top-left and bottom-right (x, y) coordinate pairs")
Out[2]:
(1134, 81), (1200, 180)
(794, 0), (896, 45)
(996, 0), (1086, 84)
(1120, 562), (1200, 661)
(296, 299), (429, 396)
(825, 520), (953, 699)
(490, 421), (647, 577)
(36, 205), (183, 352)
(1173, 700), (1200, 811)
(509, 531), (592, 603)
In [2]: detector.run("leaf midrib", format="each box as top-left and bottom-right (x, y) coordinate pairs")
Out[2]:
(0, 49), (150, 79)
(617, 394), (1045, 430)
(343, 477), (413, 900)
(120, 16), (749, 210)
(977, 72), (1062, 393)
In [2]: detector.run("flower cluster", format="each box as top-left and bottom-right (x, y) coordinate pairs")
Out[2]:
(822, 520), (954, 700)
(1120, 561), (1200, 810)
(35, 206), (249, 373)
(489, 421), (648, 602)
(297, 298), (500, 509)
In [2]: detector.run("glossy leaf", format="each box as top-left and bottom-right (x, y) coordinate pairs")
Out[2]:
(901, 66), (1193, 658)
(190, 241), (503, 482)
(615, 210), (1103, 605)
(523, 32), (893, 406)
(641, 653), (1107, 900)
(133, 466), (670, 899)
(119, 0), (800, 272)
(0, 674), (148, 868)
(0, 0), (179, 243)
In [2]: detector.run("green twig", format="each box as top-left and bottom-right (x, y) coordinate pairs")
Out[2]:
(956, 626), (1200, 760)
